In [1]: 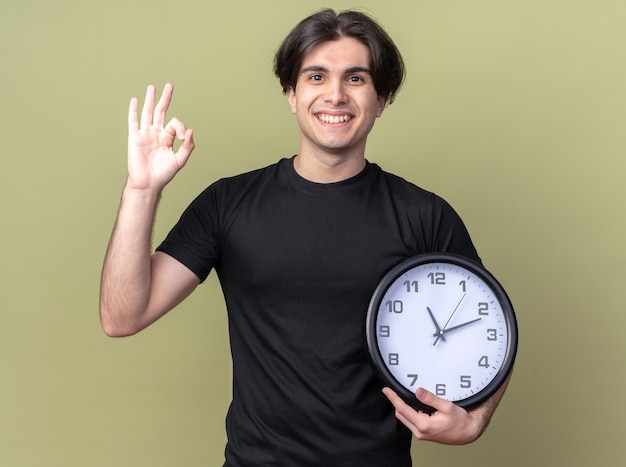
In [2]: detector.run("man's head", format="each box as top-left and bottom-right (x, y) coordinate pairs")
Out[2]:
(274, 9), (405, 105)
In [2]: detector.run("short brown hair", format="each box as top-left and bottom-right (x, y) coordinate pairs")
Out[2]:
(273, 9), (405, 104)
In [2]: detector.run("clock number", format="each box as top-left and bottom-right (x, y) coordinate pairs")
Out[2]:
(389, 353), (399, 366)
(436, 384), (446, 396)
(460, 375), (472, 389)
(487, 329), (497, 341)
(459, 280), (466, 292)
(403, 280), (419, 293)
(385, 300), (403, 313)
(379, 325), (390, 337)
(478, 302), (489, 316)
(407, 374), (419, 386)
(478, 356), (490, 368)
(428, 272), (446, 285)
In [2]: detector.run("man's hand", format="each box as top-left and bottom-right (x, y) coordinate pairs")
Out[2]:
(127, 83), (195, 190)
(382, 383), (508, 445)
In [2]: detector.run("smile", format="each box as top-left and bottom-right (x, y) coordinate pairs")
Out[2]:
(317, 113), (352, 124)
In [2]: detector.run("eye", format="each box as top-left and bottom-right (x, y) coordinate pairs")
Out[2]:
(348, 75), (365, 83)
(309, 74), (324, 82)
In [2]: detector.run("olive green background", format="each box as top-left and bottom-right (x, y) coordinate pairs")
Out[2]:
(1, 0), (624, 465)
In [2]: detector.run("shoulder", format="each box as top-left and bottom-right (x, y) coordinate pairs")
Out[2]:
(370, 163), (474, 248)
(213, 159), (284, 189)
(370, 163), (442, 206)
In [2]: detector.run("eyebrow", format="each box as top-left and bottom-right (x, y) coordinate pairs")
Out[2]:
(300, 65), (372, 75)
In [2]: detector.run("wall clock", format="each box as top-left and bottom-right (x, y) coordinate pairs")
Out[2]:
(366, 253), (517, 413)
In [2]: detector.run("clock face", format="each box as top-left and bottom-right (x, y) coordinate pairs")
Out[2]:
(366, 253), (517, 412)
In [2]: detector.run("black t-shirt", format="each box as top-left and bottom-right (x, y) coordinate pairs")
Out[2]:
(157, 157), (479, 466)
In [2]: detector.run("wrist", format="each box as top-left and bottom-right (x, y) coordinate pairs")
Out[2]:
(122, 183), (163, 202)
(119, 184), (164, 218)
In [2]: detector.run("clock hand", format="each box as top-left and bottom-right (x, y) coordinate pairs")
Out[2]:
(434, 293), (467, 345)
(426, 307), (445, 343)
(434, 317), (482, 337)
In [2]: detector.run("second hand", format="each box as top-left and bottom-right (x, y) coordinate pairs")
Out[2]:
(434, 292), (466, 345)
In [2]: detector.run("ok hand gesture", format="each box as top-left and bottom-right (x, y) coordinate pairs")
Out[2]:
(127, 83), (195, 191)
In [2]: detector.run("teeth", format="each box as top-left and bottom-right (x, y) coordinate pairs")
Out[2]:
(318, 114), (351, 124)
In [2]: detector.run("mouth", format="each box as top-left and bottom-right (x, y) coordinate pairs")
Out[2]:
(316, 113), (353, 124)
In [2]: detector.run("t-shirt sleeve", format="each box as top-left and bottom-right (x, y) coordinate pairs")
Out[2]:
(429, 195), (482, 265)
(156, 185), (221, 283)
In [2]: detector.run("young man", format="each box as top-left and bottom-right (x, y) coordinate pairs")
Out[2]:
(100, 9), (509, 466)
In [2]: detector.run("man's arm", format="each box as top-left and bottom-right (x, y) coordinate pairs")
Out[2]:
(383, 373), (512, 445)
(99, 84), (198, 337)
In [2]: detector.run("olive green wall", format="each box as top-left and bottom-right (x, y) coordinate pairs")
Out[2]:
(1, 0), (624, 465)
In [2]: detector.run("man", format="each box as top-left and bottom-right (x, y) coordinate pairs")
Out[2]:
(100, 9), (509, 466)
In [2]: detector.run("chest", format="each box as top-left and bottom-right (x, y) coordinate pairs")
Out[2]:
(216, 186), (418, 301)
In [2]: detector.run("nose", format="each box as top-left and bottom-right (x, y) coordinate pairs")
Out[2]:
(324, 79), (347, 106)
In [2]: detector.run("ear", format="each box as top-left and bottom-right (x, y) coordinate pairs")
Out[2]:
(376, 95), (387, 117)
(286, 86), (297, 114)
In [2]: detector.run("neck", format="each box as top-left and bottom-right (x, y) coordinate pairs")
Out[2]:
(293, 146), (367, 183)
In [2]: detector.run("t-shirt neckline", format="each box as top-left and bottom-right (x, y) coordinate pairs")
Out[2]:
(280, 155), (375, 195)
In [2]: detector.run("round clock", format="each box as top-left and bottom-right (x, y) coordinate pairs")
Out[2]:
(366, 253), (517, 413)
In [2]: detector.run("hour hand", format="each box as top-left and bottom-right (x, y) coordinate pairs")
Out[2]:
(440, 317), (482, 335)
(426, 307), (445, 343)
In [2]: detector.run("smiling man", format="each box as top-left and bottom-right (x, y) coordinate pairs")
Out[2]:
(100, 9), (509, 466)
(286, 37), (387, 182)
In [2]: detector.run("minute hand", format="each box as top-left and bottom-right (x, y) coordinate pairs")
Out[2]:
(434, 317), (482, 338)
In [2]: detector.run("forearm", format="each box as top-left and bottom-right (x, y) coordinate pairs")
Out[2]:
(99, 185), (161, 336)
(383, 371), (513, 445)
(465, 373), (512, 441)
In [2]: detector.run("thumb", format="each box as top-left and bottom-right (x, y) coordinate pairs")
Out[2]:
(415, 387), (451, 413)
(174, 128), (195, 166)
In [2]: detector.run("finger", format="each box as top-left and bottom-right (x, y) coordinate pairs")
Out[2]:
(415, 387), (453, 413)
(382, 388), (429, 438)
(382, 387), (403, 406)
(383, 388), (421, 422)
(153, 83), (174, 128)
(140, 85), (156, 128)
(181, 128), (195, 152)
(175, 128), (195, 166)
(164, 117), (187, 139)
(128, 97), (139, 133)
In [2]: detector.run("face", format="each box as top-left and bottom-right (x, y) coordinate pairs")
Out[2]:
(286, 37), (387, 160)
